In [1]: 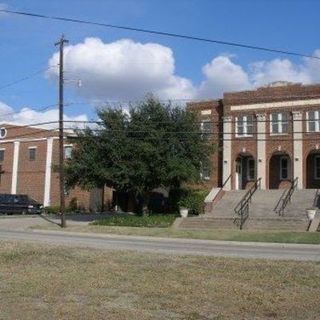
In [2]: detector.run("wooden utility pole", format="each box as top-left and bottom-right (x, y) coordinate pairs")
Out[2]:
(55, 34), (69, 228)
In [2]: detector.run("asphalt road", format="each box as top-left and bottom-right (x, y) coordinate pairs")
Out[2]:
(0, 229), (319, 261)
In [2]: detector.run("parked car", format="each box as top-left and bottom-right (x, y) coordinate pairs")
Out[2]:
(0, 194), (43, 215)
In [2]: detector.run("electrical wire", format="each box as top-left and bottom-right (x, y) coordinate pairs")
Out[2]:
(0, 64), (58, 91)
(1, 9), (320, 60)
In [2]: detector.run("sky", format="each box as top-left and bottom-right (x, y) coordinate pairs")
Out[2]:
(0, 0), (320, 127)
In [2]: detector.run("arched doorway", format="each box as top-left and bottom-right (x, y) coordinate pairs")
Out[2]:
(306, 151), (320, 189)
(269, 152), (292, 189)
(234, 153), (256, 190)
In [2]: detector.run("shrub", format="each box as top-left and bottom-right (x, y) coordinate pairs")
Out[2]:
(67, 197), (78, 213)
(44, 206), (60, 214)
(178, 189), (208, 215)
(91, 214), (177, 228)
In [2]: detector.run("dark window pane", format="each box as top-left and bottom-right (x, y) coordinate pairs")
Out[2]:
(29, 148), (36, 161)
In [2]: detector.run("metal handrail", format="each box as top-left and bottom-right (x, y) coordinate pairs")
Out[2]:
(274, 177), (298, 216)
(313, 189), (320, 208)
(234, 177), (262, 230)
(221, 173), (232, 189)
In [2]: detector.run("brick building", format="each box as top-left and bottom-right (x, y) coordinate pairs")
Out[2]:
(189, 82), (320, 191)
(0, 123), (104, 211)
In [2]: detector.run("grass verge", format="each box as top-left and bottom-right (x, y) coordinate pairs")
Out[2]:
(32, 223), (320, 244)
(0, 241), (319, 320)
(91, 214), (177, 228)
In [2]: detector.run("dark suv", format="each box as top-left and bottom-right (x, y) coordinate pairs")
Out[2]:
(0, 194), (43, 215)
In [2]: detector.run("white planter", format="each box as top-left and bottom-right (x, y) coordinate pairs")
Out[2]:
(306, 209), (317, 221)
(179, 208), (189, 218)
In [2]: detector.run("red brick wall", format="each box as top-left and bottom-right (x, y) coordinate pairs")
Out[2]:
(187, 100), (223, 188)
(0, 142), (14, 193)
(17, 141), (47, 202)
(0, 124), (110, 211)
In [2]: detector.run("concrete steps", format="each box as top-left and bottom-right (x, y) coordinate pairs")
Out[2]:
(206, 190), (247, 217)
(175, 188), (317, 231)
(284, 189), (318, 217)
(245, 217), (309, 231)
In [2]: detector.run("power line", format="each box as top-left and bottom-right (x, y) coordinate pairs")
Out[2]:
(0, 103), (58, 119)
(1, 9), (320, 60)
(64, 130), (320, 142)
(0, 64), (58, 91)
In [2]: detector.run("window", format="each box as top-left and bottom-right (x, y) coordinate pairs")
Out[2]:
(28, 147), (36, 161)
(315, 156), (320, 180)
(280, 156), (289, 180)
(236, 115), (253, 137)
(0, 127), (7, 139)
(64, 145), (73, 160)
(307, 111), (320, 132)
(200, 120), (212, 134)
(247, 158), (255, 180)
(270, 113), (288, 134)
(200, 161), (211, 181)
(0, 149), (4, 162)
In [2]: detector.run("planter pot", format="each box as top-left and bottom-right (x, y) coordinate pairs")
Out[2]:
(306, 208), (317, 221)
(179, 208), (189, 218)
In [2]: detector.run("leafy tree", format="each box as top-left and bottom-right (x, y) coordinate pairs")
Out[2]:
(65, 97), (215, 213)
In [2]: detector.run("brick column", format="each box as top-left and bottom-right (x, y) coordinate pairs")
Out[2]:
(11, 141), (20, 194)
(292, 111), (303, 189)
(256, 113), (266, 189)
(222, 116), (232, 190)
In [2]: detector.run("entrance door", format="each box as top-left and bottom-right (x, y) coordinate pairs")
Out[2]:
(235, 159), (242, 190)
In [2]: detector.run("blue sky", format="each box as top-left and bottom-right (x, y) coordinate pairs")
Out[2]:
(0, 0), (320, 125)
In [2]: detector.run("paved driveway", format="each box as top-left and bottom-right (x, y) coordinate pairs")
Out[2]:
(0, 214), (90, 230)
(0, 228), (319, 261)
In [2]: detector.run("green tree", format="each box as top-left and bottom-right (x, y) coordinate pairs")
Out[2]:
(65, 97), (215, 213)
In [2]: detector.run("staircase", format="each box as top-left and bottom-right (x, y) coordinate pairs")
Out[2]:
(245, 189), (315, 231)
(176, 189), (317, 231)
(177, 190), (246, 230)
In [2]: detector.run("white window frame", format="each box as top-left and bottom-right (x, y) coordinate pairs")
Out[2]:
(270, 112), (288, 135)
(235, 115), (253, 137)
(0, 127), (7, 139)
(200, 119), (212, 134)
(64, 144), (73, 160)
(306, 111), (320, 133)
(200, 161), (211, 181)
(314, 155), (320, 180)
(280, 156), (289, 180)
(28, 146), (37, 161)
(0, 148), (5, 162)
(246, 158), (255, 181)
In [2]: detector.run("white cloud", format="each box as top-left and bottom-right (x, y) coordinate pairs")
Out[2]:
(197, 51), (320, 99)
(47, 37), (196, 102)
(47, 38), (320, 102)
(197, 56), (251, 98)
(0, 102), (88, 129)
(248, 58), (311, 87)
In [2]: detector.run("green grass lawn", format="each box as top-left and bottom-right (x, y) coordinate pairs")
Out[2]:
(32, 223), (320, 244)
(91, 214), (177, 227)
(1, 241), (319, 320)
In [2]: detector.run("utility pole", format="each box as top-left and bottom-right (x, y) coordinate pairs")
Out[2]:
(55, 34), (69, 228)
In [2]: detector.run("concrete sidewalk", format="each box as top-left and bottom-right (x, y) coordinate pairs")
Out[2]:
(0, 228), (319, 261)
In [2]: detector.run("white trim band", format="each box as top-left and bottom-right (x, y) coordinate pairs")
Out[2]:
(11, 141), (20, 194)
(43, 138), (53, 207)
(230, 98), (320, 111)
